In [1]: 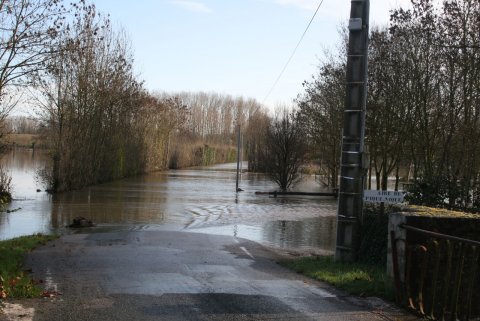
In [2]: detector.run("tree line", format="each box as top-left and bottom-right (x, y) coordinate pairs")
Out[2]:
(0, 0), (267, 192)
(5, 116), (42, 135)
(294, 0), (480, 211)
(157, 91), (264, 169)
(3, 0), (478, 211)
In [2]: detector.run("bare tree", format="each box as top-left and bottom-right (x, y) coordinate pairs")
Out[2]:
(35, 2), (149, 191)
(0, 0), (65, 153)
(0, 0), (64, 115)
(366, 27), (411, 191)
(388, 0), (480, 210)
(245, 105), (270, 172)
(264, 107), (307, 191)
(297, 60), (344, 188)
(296, 0), (480, 211)
(6, 115), (41, 133)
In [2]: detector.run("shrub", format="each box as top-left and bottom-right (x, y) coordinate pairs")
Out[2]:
(357, 205), (396, 267)
(0, 166), (12, 204)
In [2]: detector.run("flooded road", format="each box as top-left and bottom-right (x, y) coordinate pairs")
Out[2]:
(0, 148), (337, 254)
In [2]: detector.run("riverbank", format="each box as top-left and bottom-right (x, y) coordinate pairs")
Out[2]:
(4, 134), (45, 149)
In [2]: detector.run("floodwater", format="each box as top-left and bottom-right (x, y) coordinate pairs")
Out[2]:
(0, 148), (338, 254)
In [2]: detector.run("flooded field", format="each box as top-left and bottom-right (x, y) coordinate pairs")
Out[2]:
(0, 148), (338, 254)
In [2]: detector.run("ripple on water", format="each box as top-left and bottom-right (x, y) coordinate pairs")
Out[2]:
(1, 149), (338, 253)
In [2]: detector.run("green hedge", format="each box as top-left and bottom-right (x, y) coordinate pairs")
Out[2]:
(357, 205), (393, 267)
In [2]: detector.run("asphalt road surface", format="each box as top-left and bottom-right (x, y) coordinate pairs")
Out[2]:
(2, 231), (417, 321)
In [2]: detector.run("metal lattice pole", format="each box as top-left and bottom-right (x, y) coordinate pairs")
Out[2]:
(335, 0), (370, 262)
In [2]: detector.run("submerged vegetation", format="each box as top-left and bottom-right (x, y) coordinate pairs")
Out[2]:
(0, 234), (57, 298)
(0, 166), (12, 205)
(262, 108), (307, 191)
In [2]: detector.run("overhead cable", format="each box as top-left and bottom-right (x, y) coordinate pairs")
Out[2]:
(263, 0), (326, 104)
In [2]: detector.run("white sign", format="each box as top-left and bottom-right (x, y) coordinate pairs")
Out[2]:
(363, 190), (405, 204)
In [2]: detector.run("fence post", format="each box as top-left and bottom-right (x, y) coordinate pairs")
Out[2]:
(387, 213), (407, 281)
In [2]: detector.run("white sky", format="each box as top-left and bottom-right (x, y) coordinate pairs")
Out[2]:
(17, 0), (413, 115)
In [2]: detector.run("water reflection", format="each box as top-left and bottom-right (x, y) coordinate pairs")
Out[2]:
(0, 148), (338, 253)
(263, 217), (336, 251)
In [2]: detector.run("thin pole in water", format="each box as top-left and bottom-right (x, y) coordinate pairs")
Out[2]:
(236, 124), (241, 192)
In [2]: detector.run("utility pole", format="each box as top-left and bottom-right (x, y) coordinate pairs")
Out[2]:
(335, 0), (370, 262)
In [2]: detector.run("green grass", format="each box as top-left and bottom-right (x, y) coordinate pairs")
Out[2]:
(0, 234), (57, 298)
(281, 256), (395, 301)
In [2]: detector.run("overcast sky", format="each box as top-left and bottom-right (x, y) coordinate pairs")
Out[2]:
(91, 0), (411, 109)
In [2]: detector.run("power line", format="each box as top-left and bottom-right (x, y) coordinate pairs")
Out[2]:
(263, 0), (326, 104)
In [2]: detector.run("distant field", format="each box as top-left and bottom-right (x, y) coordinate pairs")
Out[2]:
(5, 134), (45, 148)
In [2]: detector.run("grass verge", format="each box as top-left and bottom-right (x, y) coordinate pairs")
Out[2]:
(280, 256), (395, 301)
(0, 234), (57, 298)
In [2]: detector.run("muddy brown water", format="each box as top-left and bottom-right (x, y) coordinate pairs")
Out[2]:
(0, 148), (338, 254)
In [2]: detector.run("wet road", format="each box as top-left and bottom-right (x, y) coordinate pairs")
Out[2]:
(11, 231), (416, 321)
